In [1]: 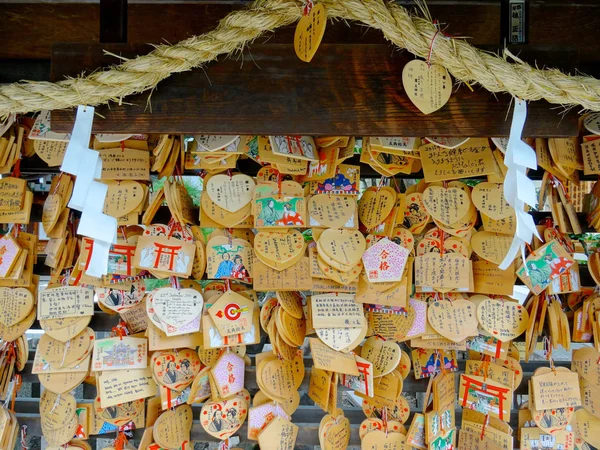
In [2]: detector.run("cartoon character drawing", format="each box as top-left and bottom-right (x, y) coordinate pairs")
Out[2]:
(538, 407), (570, 434)
(231, 254), (249, 279)
(519, 243), (574, 294)
(163, 361), (181, 384)
(257, 199), (280, 225)
(214, 253), (234, 278)
(175, 250), (190, 274)
(167, 222), (193, 242)
(420, 353), (457, 377)
(376, 153), (410, 170)
(527, 261), (551, 289)
(105, 284), (139, 307)
(106, 289), (123, 307)
(206, 404), (240, 435)
(180, 359), (193, 378)
(139, 246), (156, 267)
(275, 203), (304, 226)
(404, 202), (428, 229)
(102, 406), (119, 420)
(226, 407), (238, 426)
(208, 407), (224, 432)
(268, 172), (292, 182)
(317, 173), (357, 194)
(162, 359), (194, 386)
(544, 251), (571, 278)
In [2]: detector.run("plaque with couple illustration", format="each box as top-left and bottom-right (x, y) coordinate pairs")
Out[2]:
(516, 240), (575, 295)
(206, 238), (253, 281)
(254, 196), (305, 228)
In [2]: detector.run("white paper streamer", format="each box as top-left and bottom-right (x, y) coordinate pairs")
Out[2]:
(62, 105), (116, 277)
(86, 239), (113, 278)
(61, 106), (95, 175)
(68, 150), (101, 211)
(498, 99), (541, 271)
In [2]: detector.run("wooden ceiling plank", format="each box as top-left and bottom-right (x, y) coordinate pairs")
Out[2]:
(0, 2), (500, 60)
(49, 43), (577, 136)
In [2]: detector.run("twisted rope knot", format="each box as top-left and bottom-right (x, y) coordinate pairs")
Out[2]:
(1, 0), (600, 117)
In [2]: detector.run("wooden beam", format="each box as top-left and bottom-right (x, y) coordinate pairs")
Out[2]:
(0, 2), (501, 60)
(100, 0), (128, 43)
(49, 43), (577, 136)
(0, 1), (597, 63)
(3, 1), (600, 74)
(0, 59), (50, 83)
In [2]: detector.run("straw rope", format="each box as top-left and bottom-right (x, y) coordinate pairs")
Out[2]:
(2, 0), (600, 118)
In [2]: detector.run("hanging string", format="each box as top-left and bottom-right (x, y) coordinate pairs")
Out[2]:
(20, 425), (28, 450)
(525, 242), (536, 256)
(381, 406), (389, 437)
(391, 176), (402, 193)
(173, 163), (184, 184)
(480, 414), (490, 440)
(10, 375), (21, 412)
(426, 20), (442, 68)
(542, 335), (557, 374)
(170, 275), (180, 290)
(59, 339), (71, 368)
(119, 226), (127, 242)
(549, 173), (573, 203)
(49, 393), (61, 414)
(51, 172), (64, 195)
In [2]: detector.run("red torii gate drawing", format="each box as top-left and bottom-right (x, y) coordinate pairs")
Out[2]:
(460, 375), (511, 421)
(153, 241), (182, 271)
